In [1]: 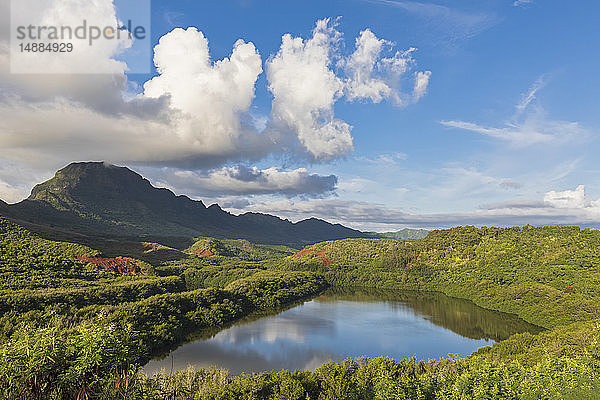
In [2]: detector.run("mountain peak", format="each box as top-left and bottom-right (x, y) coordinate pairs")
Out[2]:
(29, 162), (148, 201)
(23, 161), (205, 228)
(5, 161), (367, 246)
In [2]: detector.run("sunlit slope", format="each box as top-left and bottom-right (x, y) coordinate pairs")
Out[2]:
(0, 216), (184, 316)
(186, 237), (297, 260)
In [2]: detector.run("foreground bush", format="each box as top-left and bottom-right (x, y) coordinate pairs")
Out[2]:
(90, 356), (600, 400)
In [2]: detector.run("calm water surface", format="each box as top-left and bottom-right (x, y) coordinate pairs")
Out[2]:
(143, 289), (542, 375)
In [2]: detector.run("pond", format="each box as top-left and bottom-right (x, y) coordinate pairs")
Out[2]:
(143, 288), (543, 376)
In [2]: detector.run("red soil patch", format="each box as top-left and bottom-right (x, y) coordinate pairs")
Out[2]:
(141, 243), (185, 261)
(294, 247), (332, 266)
(142, 243), (160, 252)
(294, 247), (315, 259)
(77, 256), (143, 275)
(564, 285), (574, 294)
(194, 249), (214, 257)
(315, 250), (333, 266)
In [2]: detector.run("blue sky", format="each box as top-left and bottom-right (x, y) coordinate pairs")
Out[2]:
(1, 0), (600, 230)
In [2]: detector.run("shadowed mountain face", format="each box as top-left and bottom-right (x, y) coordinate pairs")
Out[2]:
(1, 162), (367, 247)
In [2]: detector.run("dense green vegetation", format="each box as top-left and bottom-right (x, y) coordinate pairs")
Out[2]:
(274, 226), (600, 330)
(0, 217), (328, 399)
(2, 216), (600, 399)
(110, 355), (600, 399)
(186, 237), (296, 261)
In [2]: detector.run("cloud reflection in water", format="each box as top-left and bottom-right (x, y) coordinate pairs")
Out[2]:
(144, 290), (540, 376)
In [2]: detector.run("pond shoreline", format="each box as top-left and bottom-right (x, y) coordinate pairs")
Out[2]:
(143, 286), (542, 376)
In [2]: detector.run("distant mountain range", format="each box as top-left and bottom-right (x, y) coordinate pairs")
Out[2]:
(0, 162), (369, 247)
(367, 228), (430, 240)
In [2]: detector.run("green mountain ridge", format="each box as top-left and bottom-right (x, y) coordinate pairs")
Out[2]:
(186, 237), (296, 260)
(0, 162), (368, 247)
(368, 228), (430, 240)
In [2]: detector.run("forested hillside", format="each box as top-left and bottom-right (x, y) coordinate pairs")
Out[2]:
(2, 220), (600, 399)
(0, 217), (328, 399)
(276, 225), (600, 329)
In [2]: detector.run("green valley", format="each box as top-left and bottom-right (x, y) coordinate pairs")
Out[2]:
(2, 214), (600, 399)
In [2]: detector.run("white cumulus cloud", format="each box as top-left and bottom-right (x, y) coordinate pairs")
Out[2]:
(413, 70), (431, 101)
(143, 27), (269, 162)
(0, 5), (431, 202)
(343, 29), (430, 105)
(544, 185), (593, 209)
(343, 29), (393, 103)
(267, 19), (430, 161)
(9, 0), (131, 74)
(267, 19), (352, 161)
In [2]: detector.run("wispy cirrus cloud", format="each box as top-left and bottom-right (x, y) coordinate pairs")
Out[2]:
(164, 11), (185, 26)
(440, 116), (588, 147)
(355, 152), (408, 165)
(441, 77), (591, 147)
(513, 0), (534, 7)
(515, 75), (546, 114)
(358, 0), (499, 45)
